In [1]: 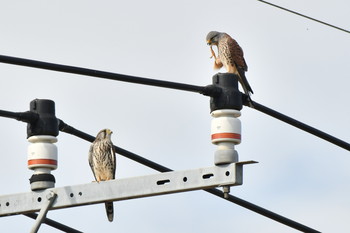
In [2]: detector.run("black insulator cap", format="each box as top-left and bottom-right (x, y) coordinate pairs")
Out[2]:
(210, 73), (243, 112)
(29, 173), (56, 184)
(27, 99), (59, 138)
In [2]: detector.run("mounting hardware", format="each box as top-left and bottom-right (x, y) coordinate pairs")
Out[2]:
(223, 186), (230, 199)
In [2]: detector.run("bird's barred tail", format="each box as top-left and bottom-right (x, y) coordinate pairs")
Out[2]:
(105, 202), (114, 222)
(237, 68), (254, 108)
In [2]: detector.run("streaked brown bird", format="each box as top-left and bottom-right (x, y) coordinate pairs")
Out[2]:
(206, 31), (254, 98)
(88, 129), (116, 222)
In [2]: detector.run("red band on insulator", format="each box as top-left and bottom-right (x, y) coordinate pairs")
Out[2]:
(211, 133), (241, 140)
(28, 159), (57, 166)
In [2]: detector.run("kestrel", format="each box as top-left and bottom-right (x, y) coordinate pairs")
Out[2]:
(89, 129), (116, 222)
(206, 31), (254, 98)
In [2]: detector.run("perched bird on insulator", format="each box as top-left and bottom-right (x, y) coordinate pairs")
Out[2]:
(88, 128), (116, 222)
(206, 31), (254, 105)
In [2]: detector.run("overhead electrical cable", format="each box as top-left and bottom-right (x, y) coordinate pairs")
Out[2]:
(245, 99), (350, 151)
(24, 213), (83, 233)
(257, 0), (350, 34)
(0, 55), (215, 96)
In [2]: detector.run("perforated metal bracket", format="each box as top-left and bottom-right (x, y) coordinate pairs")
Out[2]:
(0, 162), (256, 217)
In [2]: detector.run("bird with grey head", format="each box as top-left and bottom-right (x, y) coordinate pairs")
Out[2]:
(205, 30), (254, 105)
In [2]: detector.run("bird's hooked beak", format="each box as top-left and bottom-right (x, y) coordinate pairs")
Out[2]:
(106, 129), (113, 135)
(207, 40), (211, 46)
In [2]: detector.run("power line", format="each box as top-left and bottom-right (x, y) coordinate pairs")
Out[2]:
(0, 55), (219, 97)
(0, 110), (37, 123)
(58, 120), (321, 233)
(205, 188), (321, 233)
(257, 0), (350, 34)
(24, 213), (83, 233)
(244, 99), (350, 151)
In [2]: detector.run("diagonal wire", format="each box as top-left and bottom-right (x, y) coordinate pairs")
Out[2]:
(58, 120), (321, 233)
(24, 213), (83, 233)
(257, 0), (350, 34)
(244, 98), (350, 151)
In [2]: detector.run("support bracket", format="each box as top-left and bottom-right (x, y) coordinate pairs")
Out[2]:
(30, 191), (57, 233)
(0, 162), (255, 217)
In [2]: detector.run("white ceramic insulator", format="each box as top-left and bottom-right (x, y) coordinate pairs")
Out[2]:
(27, 135), (58, 170)
(211, 109), (242, 145)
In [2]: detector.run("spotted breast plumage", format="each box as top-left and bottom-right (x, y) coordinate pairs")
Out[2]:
(88, 129), (116, 222)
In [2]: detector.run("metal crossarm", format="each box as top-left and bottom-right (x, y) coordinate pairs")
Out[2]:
(0, 163), (251, 216)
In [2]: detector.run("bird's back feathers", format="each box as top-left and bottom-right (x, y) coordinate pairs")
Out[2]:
(217, 33), (254, 96)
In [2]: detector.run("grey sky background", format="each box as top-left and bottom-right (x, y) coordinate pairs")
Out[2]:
(0, 0), (349, 232)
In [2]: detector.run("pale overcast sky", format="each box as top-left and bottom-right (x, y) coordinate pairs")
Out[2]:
(0, 0), (349, 232)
